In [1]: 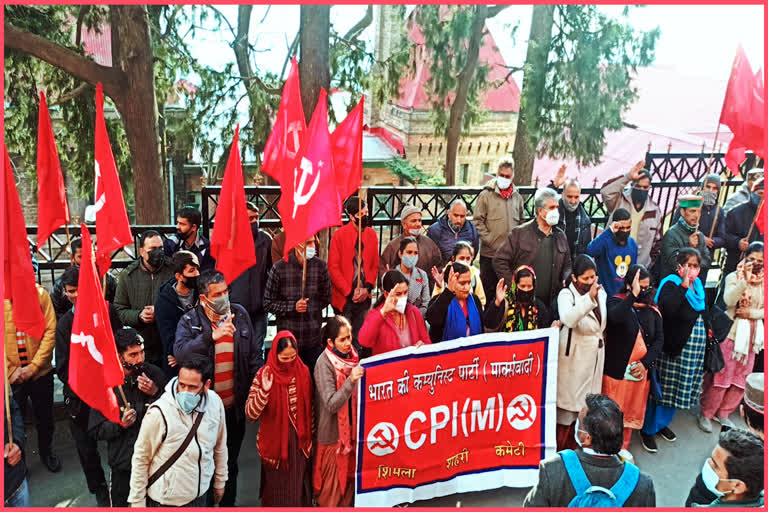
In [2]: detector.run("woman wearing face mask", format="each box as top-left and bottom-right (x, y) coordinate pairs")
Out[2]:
(395, 237), (431, 316)
(555, 254), (607, 451)
(602, 265), (664, 463)
(485, 265), (555, 332)
(698, 242), (764, 433)
(431, 242), (486, 307)
(245, 331), (312, 507)
(358, 271), (430, 355)
(313, 316), (364, 507)
(639, 248), (707, 453)
(426, 263), (504, 343)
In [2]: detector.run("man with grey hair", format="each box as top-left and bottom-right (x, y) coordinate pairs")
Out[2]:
(379, 204), (442, 290)
(493, 187), (571, 306)
(474, 156), (525, 299)
(427, 198), (479, 265)
(551, 164), (592, 258)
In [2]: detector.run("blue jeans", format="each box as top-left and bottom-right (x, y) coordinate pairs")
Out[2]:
(5, 478), (30, 507)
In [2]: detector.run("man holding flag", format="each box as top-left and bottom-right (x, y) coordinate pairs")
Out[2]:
(725, 179), (764, 275)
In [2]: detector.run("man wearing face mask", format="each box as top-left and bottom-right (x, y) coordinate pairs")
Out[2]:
(114, 230), (175, 367)
(474, 157), (526, 299)
(328, 196), (379, 348)
(427, 199), (480, 266)
(379, 205), (442, 291)
(88, 328), (167, 507)
(684, 429), (764, 507)
(228, 202), (273, 349)
(163, 207), (216, 271)
(586, 208), (638, 297)
(723, 167), (763, 212)
(672, 175), (727, 267)
(550, 165), (592, 259)
(174, 270), (263, 507)
(601, 161), (663, 268)
(128, 356), (228, 507)
(155, 251), (200, 378)
(660, 195), (712, 280)
(264, 237), (332, 375)
(493, 188), (571, 308)
(724, 179), (764, 275)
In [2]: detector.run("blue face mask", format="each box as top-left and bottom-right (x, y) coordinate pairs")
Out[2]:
(701, 459), (736, 498)
(750, 192), (762, 207)
(176, 390), (202, 415)
(401, 254), (418, 270)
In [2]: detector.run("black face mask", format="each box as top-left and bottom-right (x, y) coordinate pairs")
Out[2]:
(752, 263), (763, 274)
(147, 248), (165, 269)
(750, 192), (762, 207)
(613, 230), (630, 244)
(183, 275), (198, 291)
(122, 360), (144, 374)
(516, 288), (535, 304)
(332, 346), (350, 359)
(574, 281), (592, 295)
(631, 188), (649, 207)
(176, 229), (192, 241)
(637, 287), (655, 303)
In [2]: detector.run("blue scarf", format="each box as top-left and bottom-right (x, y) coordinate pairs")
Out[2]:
(442, 295), (482, 341)
(655, 274), (706, 312)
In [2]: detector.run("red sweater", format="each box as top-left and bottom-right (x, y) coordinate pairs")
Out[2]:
(328, 222), (379, 311)
(358, 303), (431, 355)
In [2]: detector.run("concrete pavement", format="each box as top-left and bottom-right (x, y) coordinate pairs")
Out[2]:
(20, 403), (747, 507)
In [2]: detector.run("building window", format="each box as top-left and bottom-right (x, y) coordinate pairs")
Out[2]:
(461, 164), (469, 184)
(481, 162), (490, 176)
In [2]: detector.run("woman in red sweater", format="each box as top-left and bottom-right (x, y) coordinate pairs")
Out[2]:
(358, 270), (430, 355)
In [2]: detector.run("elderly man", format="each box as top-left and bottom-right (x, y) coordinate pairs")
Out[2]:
(724, 179), (764, 275)
(551, 165), (592, 258)
(427, 199), (479, 265)
(379, 204), (442, 290)
(740, 373), (764, 440)
(724, 167), (763, 212)
(601, 160), (662, 268)
(684, 429), (764, 507)
(493, 187), (571, 307)
(659, 194), (712, 279)
(474, 157), (526, 299)
(524, 394), (656, 507)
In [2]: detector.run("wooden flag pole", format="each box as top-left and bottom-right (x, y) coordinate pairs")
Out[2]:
(117, 385), (130, 413)
(704, 124), (721, 173)
(301, 251), (308, 299)
(4, 362), (13, 445)
(739, 195), (764, 260)
(356, 192), (363, 289)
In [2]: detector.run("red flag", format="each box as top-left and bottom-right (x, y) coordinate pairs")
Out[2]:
(755, 198), (765, 235)
(211, 126), (257, 284)
(69, 224), (123, 424)
(720, 46), (765, 174)
(261, 57), (306, 182)
(3, 145), (47, 341)
(94, 83), (133, 277)
(330, 95), (364, 203)
(280, 89), (342, 259)
(36, 91), (70, 246)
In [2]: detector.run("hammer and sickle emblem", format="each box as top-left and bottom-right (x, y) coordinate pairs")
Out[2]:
(292, 157), (321, 219)
(372, 429), (396, 451)
(71, 332), (104, 365)
(511, 396), (534, 423)
(94, 161), (106, 213)
(507, 393), (537, 430)
(284, 120), (303, 160)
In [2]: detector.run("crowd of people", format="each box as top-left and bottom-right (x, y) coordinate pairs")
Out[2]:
(4, 158), (765, 507)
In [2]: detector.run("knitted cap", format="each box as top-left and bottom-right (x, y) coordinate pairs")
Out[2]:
(400, 204), (422, 223)
(744, 373), (764, 414)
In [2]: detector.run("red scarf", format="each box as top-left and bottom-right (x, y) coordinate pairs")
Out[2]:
(258, 331), (312, 469)
(325, 345), (360, 491)
(499, 184), (515, 199)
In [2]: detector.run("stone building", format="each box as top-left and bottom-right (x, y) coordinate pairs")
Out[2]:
(366, 5), (521, 185)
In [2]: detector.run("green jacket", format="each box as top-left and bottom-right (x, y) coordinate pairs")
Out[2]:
(113, 258), (174, 365)
(693, 494), (764, 507)
(659, 221), (712, 280)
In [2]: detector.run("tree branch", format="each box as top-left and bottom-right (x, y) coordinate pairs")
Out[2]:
(5, 22), (126, 96)
(75, 6), (90, 47)
(50, 82), (91, 106)
(208, 5), (237, 41)
(343, 5), (373, 40)
(280, 30), (300, 80)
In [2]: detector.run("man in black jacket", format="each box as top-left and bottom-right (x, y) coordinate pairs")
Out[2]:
(228, 202), (273, 351)
(89, 327), (167, 507)
(174, 270), (264, 506)
(55, 266), (122, 507)
(550, 165), (593, 258)
(4, 395), (29, 507)
(155, 251), (200, 378)
(724, 179), (764, 275)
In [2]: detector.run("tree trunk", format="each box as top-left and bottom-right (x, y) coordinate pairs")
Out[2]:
(299, 5), (331, 123)
(512, 4), (555, 186)
(444, 5), (488, 186)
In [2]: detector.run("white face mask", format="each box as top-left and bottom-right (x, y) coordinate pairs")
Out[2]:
(409, 228), (421, 237)
(395, 296), (407, 314)
(701, 459), (736, 498)
(545, 209), (560, 226)
(496, 177), (512, 190)
(574, 418), (584, 447)
(304, 247), (316, 260)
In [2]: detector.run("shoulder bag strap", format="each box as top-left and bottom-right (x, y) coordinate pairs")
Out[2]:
(147, 410), (205, 489)
(565, 288), (576, 356)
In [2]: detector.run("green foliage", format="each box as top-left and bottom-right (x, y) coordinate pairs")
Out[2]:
(385, 156), (445, 186)
(524, 5), (660, 166)
(413, 6), (492, 137)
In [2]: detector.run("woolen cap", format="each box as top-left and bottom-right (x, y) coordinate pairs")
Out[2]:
(744, 373), (764, 414)
(702, 174), (722, 190)
(401, 204), (422, 222)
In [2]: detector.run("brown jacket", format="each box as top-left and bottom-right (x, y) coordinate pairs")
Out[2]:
(492, 219), (572, 305)
(473, 178), (526, 258)
(4, 284), (56, 379)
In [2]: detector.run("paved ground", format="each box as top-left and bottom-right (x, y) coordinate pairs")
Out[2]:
(22, 399), (745, 508)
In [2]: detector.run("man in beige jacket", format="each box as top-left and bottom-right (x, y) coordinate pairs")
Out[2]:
(474, 157), (526, 300)
(128, 356), (227, 507)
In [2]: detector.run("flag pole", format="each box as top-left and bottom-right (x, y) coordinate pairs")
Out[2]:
(117, 385), (130, 412)
(740, 195), (764, 260)
(704, 124), (721, 173)
(4, 360), (13, 445)
(356, 191), (362, 289)
(301, 255), (307, 299)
